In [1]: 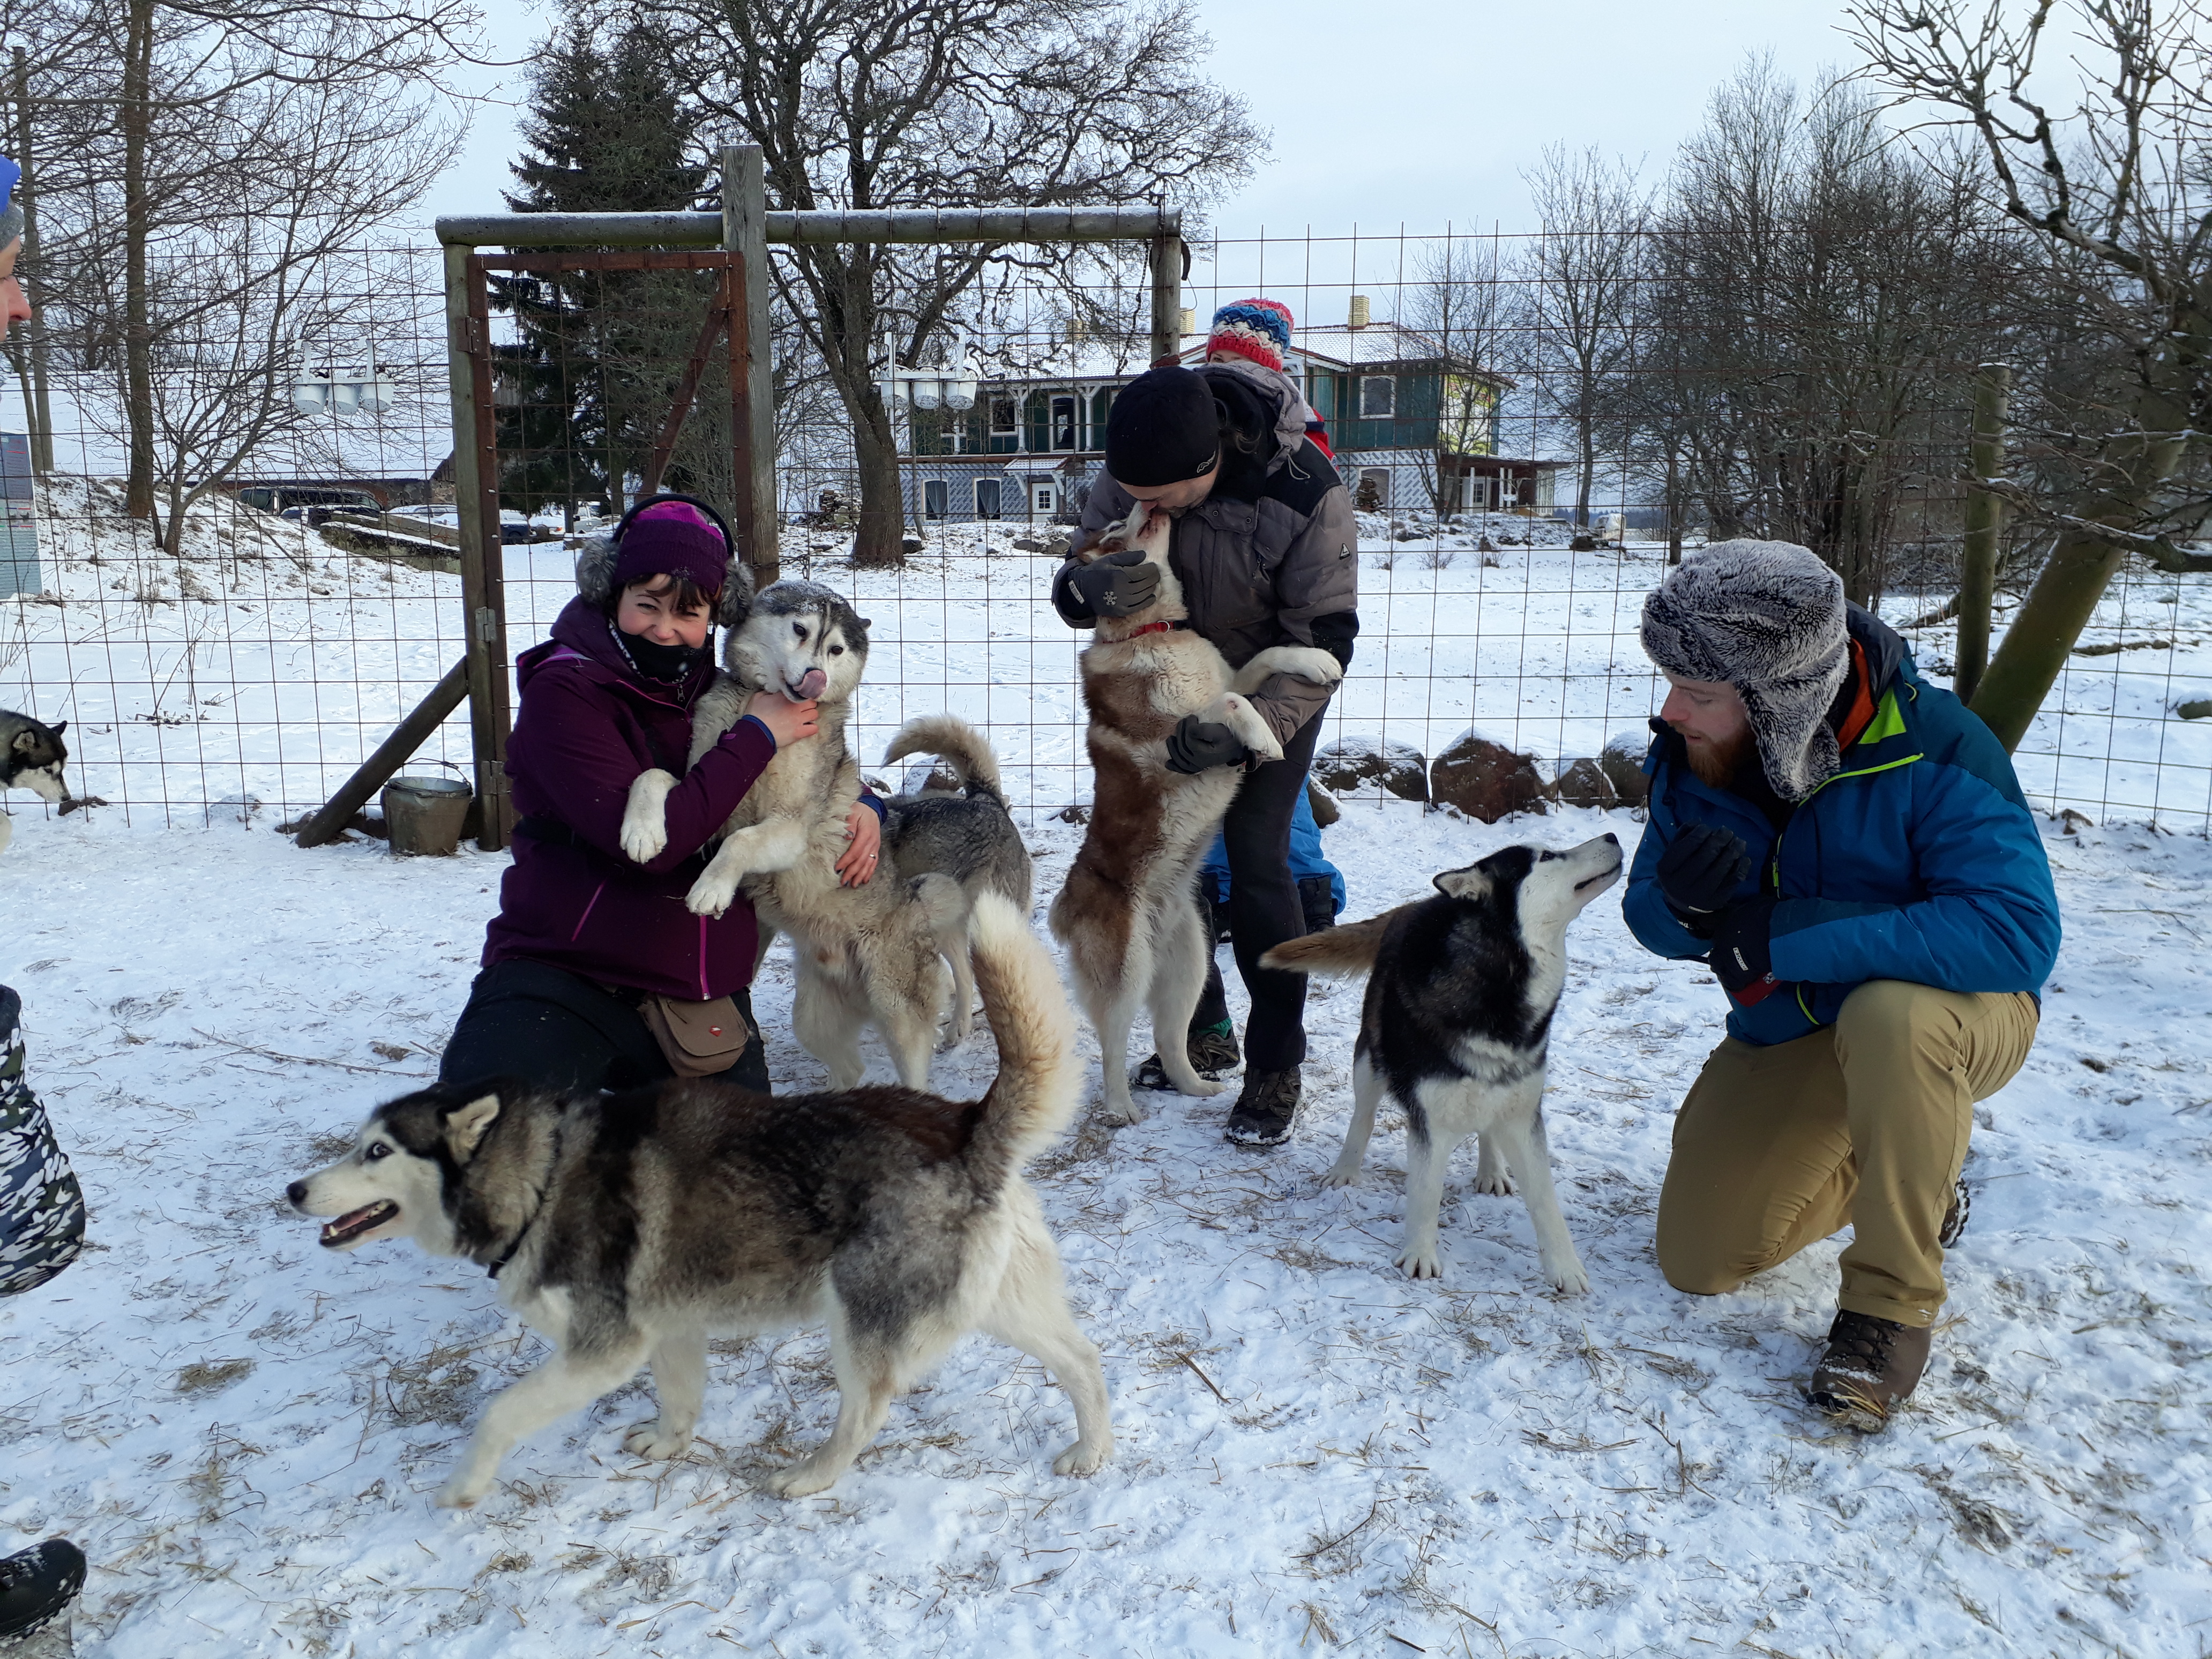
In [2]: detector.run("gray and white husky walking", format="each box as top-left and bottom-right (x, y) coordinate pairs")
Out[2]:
(1049, 502), (1344, 1126)
(0, 709), (70, 855)
(287, 893), (1112, 1510)
(1263, 835), (1623, 1291)
(879, 713), (1033, 1044)
(619, 581), (984, 1089)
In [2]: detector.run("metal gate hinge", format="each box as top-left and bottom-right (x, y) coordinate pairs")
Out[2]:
(475, 607), (497, 643)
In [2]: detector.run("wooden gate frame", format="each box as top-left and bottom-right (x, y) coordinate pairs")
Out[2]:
(297, 142), (1182, 853)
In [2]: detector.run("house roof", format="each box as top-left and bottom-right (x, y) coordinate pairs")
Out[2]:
(962, 316), (1509, 393)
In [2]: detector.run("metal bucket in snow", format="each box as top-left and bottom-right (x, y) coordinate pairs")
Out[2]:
(381, 775), (473, 856)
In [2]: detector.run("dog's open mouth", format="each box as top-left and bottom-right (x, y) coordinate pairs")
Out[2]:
(1575, 862), (1625, 894)
(318, 1200), (398, 1247)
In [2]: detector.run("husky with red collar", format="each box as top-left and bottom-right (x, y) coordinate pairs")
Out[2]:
(1048, 502), (1343, 1126)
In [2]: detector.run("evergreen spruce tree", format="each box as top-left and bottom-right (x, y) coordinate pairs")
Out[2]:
(493, 19), (709, 523)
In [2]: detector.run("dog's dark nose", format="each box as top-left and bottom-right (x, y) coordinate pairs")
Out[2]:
(285, 1180), (308, 1207)
(1602, 832), (1619, 845)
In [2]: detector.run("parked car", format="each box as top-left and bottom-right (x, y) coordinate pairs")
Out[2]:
(237, 485), (381, 520)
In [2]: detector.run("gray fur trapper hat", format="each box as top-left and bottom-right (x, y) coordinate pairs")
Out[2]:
(1640, 539), (1849, 802)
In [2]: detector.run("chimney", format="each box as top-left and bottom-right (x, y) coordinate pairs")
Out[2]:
(1179, 307), (1195, 335)
(1067, 314), (1089, 342)
(1349, 294), (1371, 329)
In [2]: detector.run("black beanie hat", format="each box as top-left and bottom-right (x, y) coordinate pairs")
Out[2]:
(1104, 367), (1222, 488)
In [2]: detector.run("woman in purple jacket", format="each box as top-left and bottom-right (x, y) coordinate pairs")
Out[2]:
(439, 496), (881, 1095)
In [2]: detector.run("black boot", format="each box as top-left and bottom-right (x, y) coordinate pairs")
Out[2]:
(0, 1538), (86, 1645)
(1297, 875), (1338, 934)
(1224, 1067), (1302, 1148)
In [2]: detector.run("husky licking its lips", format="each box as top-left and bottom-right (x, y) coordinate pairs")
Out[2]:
(1, 709), (71, 855)
(1263, 835), (1624, 1291)
(287, 894), (1112, 1510)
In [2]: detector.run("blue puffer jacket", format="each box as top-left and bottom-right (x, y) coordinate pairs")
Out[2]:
(1624, 608), (2061, 1047)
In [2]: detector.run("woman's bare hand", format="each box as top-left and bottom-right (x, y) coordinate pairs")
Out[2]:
(836, 802), (882, 887)
(748, 690), (819, 748)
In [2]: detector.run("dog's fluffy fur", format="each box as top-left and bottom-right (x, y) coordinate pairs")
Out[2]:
(1049, 502), (1344, 1125)
(1262, 835), (1623, 1290)
(618, 582), (969, 1089)
(879, 714), (1034, 1044)
(287, 893), (1112, 1509)
(0, 711), (70, 856)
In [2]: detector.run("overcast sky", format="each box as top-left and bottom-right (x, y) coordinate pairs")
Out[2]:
(415, 0), (1866, 236)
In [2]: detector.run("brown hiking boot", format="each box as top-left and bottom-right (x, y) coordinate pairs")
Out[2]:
(1807, 1310), (1932, 1429)
(1224, 1067), (1302, 1147)
(1133, 1019), (1240, 1090)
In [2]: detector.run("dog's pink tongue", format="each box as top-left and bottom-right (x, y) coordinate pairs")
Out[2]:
(791, 668), (828, 700)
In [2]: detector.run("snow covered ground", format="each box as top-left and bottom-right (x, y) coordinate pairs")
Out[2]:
(5, 493), (2211, 832)
(2, 798), (2208, 1658)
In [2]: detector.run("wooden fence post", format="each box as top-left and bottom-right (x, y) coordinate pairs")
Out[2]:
(1149, 231), (1183, 367)
(445, 246), (514, 850)
(1954, 363), (2011, 707)
(723, 144), (779, 588)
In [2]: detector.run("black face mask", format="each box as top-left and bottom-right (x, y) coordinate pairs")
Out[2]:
(620, 630), (709, 685)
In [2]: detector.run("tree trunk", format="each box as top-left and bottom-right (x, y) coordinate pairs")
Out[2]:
(1953, 364), (2010, 706)
(122, 0), (158, 522)
(849, 394), (904, 568)
(1576, 417), (1595, 526)
(1969, 414), (2186, 752)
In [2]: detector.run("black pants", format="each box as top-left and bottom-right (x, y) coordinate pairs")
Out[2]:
(1187, 712), (1323, 1073)
(439, 959), (770, 1096)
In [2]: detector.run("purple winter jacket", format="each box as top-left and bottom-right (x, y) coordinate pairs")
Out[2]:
(480, 596), (776, 1000)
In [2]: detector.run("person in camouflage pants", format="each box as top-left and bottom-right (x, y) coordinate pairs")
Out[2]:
(0, 985), (83, 1298)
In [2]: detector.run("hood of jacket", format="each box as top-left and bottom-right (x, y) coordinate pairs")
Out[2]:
(1199, 358), (1317, 484)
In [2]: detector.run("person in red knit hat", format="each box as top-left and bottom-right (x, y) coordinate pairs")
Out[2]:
(1204, 298), (1333, 457)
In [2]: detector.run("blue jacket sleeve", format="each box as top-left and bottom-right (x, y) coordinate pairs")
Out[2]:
(1768, 764), (2060, 994)
(1624, 810), (1712, 961)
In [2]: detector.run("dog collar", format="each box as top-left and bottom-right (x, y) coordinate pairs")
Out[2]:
(1126, 620), (1190, 637)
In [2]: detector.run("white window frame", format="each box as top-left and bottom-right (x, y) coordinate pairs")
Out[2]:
(1032, 482), (1057, 516)
(923, 479), (948, 519)
(1049, 394), (1079, 452)
(989, 395), (1019, 437)
(974, 477), (1004, 519)
(1359, 375), (1396, 419)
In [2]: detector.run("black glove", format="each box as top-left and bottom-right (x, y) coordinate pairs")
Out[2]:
(1165, 716), (1250, 774)
(1656, 823), (1753, 931)
(1064, 549), (1162, 619)
(1709, 898), (1780, 1004)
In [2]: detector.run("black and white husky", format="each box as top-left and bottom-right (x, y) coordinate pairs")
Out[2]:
(1, 710), (70, 855)
(1263, 835), (1623, 1291)
(287, 894), (1112, 1509)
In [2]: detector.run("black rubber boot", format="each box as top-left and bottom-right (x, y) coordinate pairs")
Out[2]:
(1224, 1067), (1302, 1148)
(0, 1538), (86, 1646)
(1297, 875), (1338, 934)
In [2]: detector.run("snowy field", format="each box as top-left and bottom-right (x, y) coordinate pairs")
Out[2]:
(2, 798), (2209, 1657)
(5, 488), (2211, 831)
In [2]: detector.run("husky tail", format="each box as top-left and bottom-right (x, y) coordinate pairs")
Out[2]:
(884, 714), (1008, 809)
(963, 892), (1081, 1179)
(1259, 906), (1413, 978)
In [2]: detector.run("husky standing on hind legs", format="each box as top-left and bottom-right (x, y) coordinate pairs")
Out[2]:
(1050, 364), (1359, 1144)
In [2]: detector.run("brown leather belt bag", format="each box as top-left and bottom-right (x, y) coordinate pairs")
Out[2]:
(640, 994), (753, 1079)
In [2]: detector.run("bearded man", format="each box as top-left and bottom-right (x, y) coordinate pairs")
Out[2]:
(1624, 540), (2059, 1428)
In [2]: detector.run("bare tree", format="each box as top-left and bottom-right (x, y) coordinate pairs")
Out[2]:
(1404, 232), (1522, 516)
(1626, 59), (2014, 603)
(10, 0), (478, 521)
(1521, 145), (1647, 528)
(643, 0), (1266, 565)
(1848, 0), (2212, 750)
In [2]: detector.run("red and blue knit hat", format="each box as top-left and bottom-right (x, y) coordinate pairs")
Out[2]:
(1206, 298), (1295, 373)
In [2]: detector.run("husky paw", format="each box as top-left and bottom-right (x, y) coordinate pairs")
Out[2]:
(619, 771), (676, 863)
(1052, 1438), (1112, 1477)
(1395, 1244), (1445, 1280)
(685, 875), (740, 918)
(1319, 1162), (1364, 1189)
(1176, 1075), (1226, 1098)
(763, 1458), (840, 1499)
(623, 1421), (694, 1461)
(1096, 1096), (1145, 1127)
(1474, 1170), (1516, 1197)
(435, 1473), (491, 1510)
(1544, 1257), (1592, 1296)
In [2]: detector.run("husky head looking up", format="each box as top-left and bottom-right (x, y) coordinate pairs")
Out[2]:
(1072, 502), (1186, 636)
(725, 581), (872, 707)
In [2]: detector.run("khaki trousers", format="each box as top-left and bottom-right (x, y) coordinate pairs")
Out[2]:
(1656, 980), (2039, 1327)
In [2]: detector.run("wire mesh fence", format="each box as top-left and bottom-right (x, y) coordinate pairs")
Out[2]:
(4, 228), (2209, 839)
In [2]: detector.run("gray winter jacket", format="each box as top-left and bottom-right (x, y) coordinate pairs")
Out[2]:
(1056, 364), (1360, 743)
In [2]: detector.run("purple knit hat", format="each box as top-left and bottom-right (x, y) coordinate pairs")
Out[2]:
(573, 493), (753, 626)
(612, 499), (728, 594)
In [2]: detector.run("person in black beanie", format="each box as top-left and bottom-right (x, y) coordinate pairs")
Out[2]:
(1051, 363), (1359, 1147)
